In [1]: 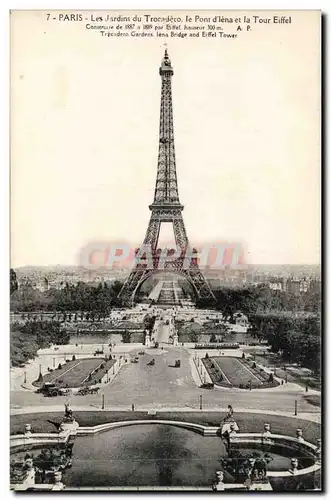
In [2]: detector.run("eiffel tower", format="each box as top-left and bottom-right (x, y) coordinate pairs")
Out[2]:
(119, 50), (215, 304)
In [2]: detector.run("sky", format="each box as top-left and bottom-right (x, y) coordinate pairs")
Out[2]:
(10, 10), (321, 267)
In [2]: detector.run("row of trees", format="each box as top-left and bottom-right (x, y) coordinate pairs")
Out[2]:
(196, 284), (321, 375)
(144, 314), (156, 334)
(248, 314), (320, 374)
(10, 280), (124, 313)
(19, 311), (113, 323)
(11, 321), (70, 367)
(196, 284), (321, 317)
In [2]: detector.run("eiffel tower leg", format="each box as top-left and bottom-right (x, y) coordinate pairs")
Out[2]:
(172, 215), (215, 301)
(119, 216), (161, 304)
(173, 214), (188, 248)
(118, 269), (148, 304)
(143, 217), (161, 247)
(184, 268), (216, 300)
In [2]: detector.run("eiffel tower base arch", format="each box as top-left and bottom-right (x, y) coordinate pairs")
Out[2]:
(119, 266), (214, 306)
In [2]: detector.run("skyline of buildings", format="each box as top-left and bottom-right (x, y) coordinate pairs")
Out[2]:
(13, 264), (321, 293)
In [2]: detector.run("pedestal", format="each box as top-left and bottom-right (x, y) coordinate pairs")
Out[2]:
(289, 458), (299, 474)
(24, 424), (32, 437)
(221, 420), (239, 437)
(247, 480), (273, 491)
(24, 458), (35, 488)
(213, 471), (225, 491)
(52, 471), (64, 490)
(59, 419), (79, 435)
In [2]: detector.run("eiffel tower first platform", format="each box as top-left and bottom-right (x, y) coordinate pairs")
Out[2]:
(118, 50), (215, 305)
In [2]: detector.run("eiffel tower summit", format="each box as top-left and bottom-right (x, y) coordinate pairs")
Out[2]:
(119, 50), (215, 305)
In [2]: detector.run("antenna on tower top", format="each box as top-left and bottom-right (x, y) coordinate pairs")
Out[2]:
(159, 45), (172, 73)
(162, 42), (168, 57)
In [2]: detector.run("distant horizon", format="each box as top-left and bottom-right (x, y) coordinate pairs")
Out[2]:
(12, 263), (321, 270)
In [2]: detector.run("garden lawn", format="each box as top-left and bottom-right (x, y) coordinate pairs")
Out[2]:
(212, 357), (262, 388)
(34, 358), (105, 388)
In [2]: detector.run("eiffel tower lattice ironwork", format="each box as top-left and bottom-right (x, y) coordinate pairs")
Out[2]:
(118, 50), (215, 304)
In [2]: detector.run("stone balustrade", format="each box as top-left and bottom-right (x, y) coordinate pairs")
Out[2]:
(76, 419), (217, 437)
(10, 432), (71, 451)
(228, 425), (321, 479)
(230, 432), (318, 459)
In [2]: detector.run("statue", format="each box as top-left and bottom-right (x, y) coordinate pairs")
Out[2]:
(63, 403), (74, 422)
(224, 405), (234, 422)
(221, 405), (239, 444)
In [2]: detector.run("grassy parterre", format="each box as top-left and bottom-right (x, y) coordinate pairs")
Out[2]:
(34, 358), (107, 388)
(203, 357), (279, 389)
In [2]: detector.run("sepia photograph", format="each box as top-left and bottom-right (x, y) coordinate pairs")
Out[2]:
(9, 9), (321, 492)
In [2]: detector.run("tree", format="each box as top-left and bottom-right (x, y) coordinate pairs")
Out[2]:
(122, 330), (131, 343)
(144, 315), (156, 333)
(10, 320), (69, 367)
(196, 282), (321, 319)
(10, 280), (124, 314)
(10, 269), (18, 295)
(210, 333), (217, 343)
(189, 332), (199, 343)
